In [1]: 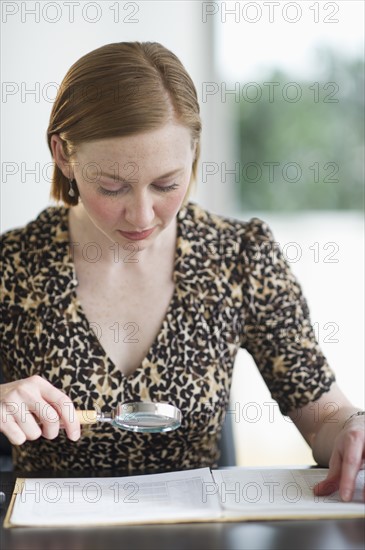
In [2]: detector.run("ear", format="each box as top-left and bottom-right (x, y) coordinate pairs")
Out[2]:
(50, 135), (74, 180)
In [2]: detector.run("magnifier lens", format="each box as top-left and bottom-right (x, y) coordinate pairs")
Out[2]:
(114, 403), (181, 433)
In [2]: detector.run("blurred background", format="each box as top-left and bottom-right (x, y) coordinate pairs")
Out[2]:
(1, 1), (364, 467)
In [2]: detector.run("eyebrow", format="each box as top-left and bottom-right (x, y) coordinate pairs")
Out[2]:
(99, 167), (184, 183)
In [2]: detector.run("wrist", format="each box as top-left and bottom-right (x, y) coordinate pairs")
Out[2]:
(342, 411), (365, 430)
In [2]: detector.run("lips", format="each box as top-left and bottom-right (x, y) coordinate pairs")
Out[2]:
(118, 227), (155, 240)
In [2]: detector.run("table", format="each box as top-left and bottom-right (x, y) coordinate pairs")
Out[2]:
(1, 469), (364, 550)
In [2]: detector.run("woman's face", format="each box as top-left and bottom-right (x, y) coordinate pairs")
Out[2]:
(61, 122), (195, 251)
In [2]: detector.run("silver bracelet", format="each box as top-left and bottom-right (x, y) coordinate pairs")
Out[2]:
(343, 411), (365, 429)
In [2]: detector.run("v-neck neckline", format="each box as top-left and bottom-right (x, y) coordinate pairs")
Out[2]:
(64, 207), (184, 382)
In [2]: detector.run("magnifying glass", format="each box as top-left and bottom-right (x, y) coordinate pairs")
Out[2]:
(73, 402), (182, 433)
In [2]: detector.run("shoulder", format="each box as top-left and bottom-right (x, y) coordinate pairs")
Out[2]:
(174, 201), (282, 306)
(1, 205), (69, 248)
(1, 205), (69, 273)
(180, 201), (276, 250)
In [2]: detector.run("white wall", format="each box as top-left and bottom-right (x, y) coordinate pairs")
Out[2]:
(1, 0), (235, 232)
(230, 211), (364, 466)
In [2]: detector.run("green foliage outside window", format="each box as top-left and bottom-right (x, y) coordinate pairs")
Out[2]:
(235, 47), (364, 210)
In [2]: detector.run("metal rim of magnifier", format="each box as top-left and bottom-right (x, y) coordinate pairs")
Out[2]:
(115, 402), (182, 433)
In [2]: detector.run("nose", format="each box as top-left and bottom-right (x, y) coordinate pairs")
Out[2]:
(123, 190), (155, 231)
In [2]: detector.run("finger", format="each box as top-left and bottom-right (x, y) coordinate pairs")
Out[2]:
(9, 397), (61, 440)
(37, 402), (61, 440)
(37, 379), (80, 441)
(0, 395), (42, 442)
(0, 416), (27, 446)
(1, 383), (60, 441)
(46, 398), (80, 441)
(314, 451), (342, 496)
(314, 476), (340, 497)
(338, 432), (364, 502)
(12, 405), (42, 441)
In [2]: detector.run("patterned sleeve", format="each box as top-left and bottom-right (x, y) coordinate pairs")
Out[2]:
(239, 218), (336, 416)
(0, 230), (17, 366)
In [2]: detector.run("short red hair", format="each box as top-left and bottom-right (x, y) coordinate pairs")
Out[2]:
(47, 42), (201, 206)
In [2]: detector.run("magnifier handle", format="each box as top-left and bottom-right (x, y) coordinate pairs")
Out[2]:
(75, 410), (98, 425)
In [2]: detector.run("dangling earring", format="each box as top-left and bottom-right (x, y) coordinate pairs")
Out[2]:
(68, 178), (76, 197)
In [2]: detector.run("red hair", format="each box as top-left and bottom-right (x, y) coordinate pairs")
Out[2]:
(47, 42), (201, 206)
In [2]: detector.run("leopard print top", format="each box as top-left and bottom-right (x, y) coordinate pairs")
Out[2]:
(0, 201), (335, 472)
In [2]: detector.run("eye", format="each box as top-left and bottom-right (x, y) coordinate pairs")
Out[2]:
(153, 182), (179, 193)
(98, 187), (122, 196)
(97, 181), (179, 196)
(98, 181), (129, 196)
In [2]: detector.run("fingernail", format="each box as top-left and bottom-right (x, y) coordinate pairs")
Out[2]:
(343, 490), (351, 501)
(70, 431), (80, 441)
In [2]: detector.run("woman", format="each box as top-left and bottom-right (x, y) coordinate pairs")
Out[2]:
(0, 42), (363, 501)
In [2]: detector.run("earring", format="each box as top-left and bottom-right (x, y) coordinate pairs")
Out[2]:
(68, 179), (76, 197)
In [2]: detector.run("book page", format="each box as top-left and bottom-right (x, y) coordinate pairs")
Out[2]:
(9, 467), (222, 527)
(212, 468), (365, 519)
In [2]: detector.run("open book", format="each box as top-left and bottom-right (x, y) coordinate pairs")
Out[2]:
(4, 467), (364, 528)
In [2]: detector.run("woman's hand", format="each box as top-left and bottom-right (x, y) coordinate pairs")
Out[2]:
(313, 414), (365, 502)
(289, 384), (364, 502)
(0, 375), (80, 445)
